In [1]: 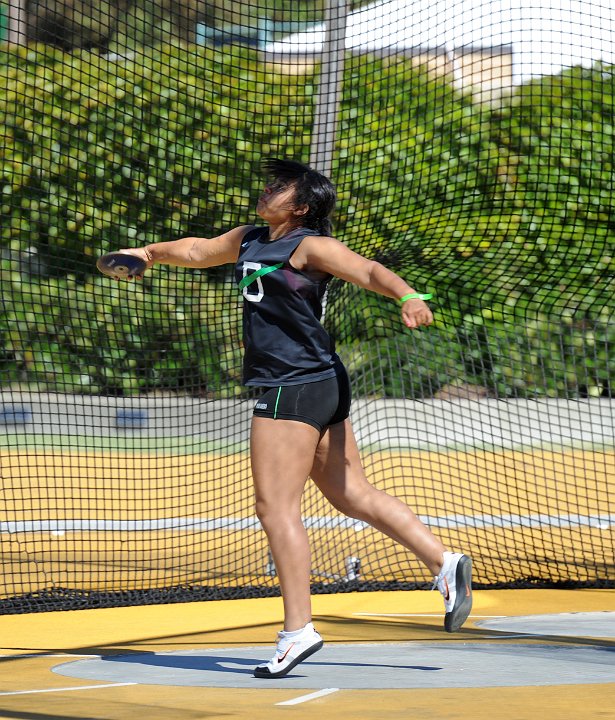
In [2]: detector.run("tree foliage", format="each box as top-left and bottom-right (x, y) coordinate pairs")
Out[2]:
(0, 43), (613, 397)
(25, 1), (334, 50)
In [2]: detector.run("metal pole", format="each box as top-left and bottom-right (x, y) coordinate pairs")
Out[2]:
(309, 0), (348, 177)
(7, 0), (27, 45)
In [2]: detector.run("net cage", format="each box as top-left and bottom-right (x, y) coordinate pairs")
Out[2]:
(0, 0), (613, 614)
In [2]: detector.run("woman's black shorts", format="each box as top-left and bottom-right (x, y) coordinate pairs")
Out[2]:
(252, 366), (351, 432)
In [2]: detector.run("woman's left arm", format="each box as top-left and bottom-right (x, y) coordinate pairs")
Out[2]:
(294, 236), (433, 330)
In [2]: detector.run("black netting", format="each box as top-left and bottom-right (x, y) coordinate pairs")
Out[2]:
(0, 0), (613, 614)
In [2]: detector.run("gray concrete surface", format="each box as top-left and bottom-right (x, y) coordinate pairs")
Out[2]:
(476, 611), (615, 639)
(53, 639), (615, 689)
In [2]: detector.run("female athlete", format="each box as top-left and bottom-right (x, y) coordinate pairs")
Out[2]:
(121, 159), (473, 678)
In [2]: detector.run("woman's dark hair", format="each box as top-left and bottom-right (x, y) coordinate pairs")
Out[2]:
(261, 158), (336, 236)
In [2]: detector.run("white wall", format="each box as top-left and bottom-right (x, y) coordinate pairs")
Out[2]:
(1, 392), (612, 450)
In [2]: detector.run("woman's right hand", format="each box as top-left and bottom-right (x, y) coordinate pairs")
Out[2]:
(117, 247), (154, 279)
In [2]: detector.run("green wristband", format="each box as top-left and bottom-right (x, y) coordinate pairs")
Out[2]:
(398, 292), (432, 305)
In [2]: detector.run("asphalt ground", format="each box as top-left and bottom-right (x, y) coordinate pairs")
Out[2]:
(0, 588), (613, 720)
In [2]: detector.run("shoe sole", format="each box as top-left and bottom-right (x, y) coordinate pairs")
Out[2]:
(253, 639), (324, 678)
(444, 555), (473, 633)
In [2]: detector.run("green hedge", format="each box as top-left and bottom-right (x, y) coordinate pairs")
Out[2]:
(326, 282), (613, 399)
(0, 263), (243, 395)
(0, 44), (613, 397)
(0, 44), (315, 262)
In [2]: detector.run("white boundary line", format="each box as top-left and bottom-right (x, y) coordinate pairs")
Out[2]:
(353, 613), (506, 618)
(0, 682), (136, 696)
(480, 634), (538, 638)
(0, 653), (101, 659)
(276, 688), (340, 706)
(1, 512), (612, 533)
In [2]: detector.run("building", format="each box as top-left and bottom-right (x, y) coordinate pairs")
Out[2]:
(262, 0), (615, 89)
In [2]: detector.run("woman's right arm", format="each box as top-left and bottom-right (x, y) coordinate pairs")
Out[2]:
(123, 225), (253, 273)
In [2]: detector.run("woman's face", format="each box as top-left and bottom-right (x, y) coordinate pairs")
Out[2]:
(256, 180), (304, 223)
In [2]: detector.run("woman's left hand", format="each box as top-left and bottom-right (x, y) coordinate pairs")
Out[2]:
(401, 298), (433, 330)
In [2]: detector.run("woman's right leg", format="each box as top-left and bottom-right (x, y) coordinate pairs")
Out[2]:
(250, 415), (325, 678)
(250, 415), (321, 630)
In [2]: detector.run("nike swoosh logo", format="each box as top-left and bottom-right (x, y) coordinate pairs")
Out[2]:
(443, 579), (450, 602)
(276, 643), (295, 663)
(465, 584), (471, 597)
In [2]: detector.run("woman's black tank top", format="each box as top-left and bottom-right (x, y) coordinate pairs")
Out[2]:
(235, 226), (339, 386)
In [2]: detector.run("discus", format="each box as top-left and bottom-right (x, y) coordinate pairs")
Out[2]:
(96, 251), (147, 279)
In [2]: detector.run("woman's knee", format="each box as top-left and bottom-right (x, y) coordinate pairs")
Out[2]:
(254, 496), (302, 531)
(322, 483), (379, 521)
(254, 496), (274, 526)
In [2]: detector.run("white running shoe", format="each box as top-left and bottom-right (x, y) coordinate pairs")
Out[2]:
(433, 551), (473, 632)
(253, 622), (323, 678)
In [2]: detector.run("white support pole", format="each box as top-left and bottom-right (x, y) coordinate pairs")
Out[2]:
(7, 0), (27, 45)
(309, 0), (348, 177)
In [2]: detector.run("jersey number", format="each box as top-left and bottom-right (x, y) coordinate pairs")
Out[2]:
(241, 261), (266, 303)
(241, 261), (284, 302)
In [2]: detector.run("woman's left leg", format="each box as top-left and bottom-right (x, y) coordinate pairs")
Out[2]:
(310, 418), (446, 574)
(310, 418), (473, 633)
